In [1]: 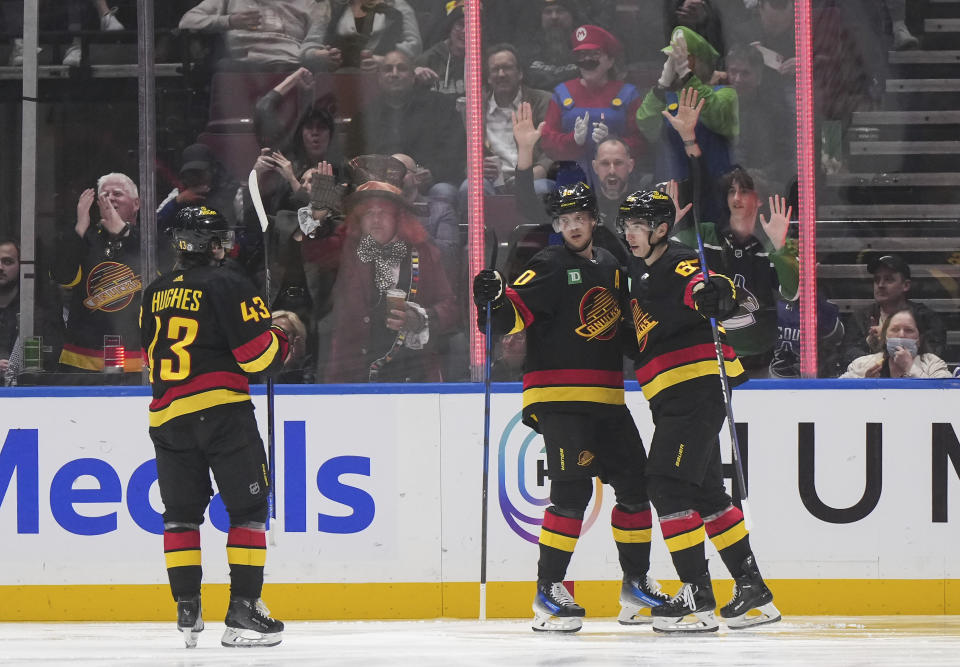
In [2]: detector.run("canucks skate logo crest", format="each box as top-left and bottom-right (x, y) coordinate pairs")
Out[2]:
(83, 261), (142, 312)
(630, 299), (658, 353)
(574, 287), (620, 340)
(497, 411), (603, 544)
(721, 274), (759, 330)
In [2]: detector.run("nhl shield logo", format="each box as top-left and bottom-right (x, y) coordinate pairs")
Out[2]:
(249, 482), (260, 495)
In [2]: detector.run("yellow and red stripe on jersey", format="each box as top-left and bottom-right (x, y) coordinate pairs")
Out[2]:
(522, 368), (625, 409)
(503, 286), (535, 334)
(149, 371), (251, 427)
(704, 505), (749, 551)
(539, 510), (582, 553)
(59, 343), (144, 372)
(232, 327), (289, 373)
(634, 342), (744, 400)
(226, 527), (267, 567)
(611, 506), (652, 544)
(659, 511), (706, 553)
(163, 529), (201, 569)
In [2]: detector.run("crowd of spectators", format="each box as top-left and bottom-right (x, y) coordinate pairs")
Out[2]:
(5, 0), (951, 386)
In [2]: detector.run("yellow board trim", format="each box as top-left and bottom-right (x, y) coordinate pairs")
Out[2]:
(710, 521), (749, 551)
(226, 546), (267, 567)
(164, 550), (201, 568)
(523, 386), (625, 407)
(664, 525), (706, 552)
(539, 530), (578, 553)
(149, 390), (250, 427)
(611, 527), (652, 544)
(642, 359), (744, 400)
(3, 580), (960, 620)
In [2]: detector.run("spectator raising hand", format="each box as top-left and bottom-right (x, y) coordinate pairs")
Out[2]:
(659, 179), (693, 225)
(660, 87), (705, 149)
(759, 194), (792, 251)
(512, 101), (545, 171)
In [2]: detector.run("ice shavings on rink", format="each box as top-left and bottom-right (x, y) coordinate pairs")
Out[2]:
(2, 617), (959, 666)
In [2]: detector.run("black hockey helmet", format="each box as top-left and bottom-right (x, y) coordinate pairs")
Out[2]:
(616, 189), (675, 234)
(171, 206), (236, 253)
(546, 181), (598, 220)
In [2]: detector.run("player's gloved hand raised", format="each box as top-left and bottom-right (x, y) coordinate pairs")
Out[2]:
(473, 269), (504, 307)
(692, 274), (737, 319)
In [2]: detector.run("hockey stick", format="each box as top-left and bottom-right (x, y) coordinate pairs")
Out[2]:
(479, 230), (499, 622)
(248, 169), (278, 546)
(686, 156), (752, 526)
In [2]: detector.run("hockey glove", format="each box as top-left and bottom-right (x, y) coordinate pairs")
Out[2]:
(693, 274), (737, 319)
(473, 269), (504, 307)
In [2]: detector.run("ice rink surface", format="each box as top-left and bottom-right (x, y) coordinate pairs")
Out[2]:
(2, 617), (959, 666)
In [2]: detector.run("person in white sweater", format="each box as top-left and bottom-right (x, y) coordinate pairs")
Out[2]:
(179, 0), (331, 67)
(841, 307), (951, 379)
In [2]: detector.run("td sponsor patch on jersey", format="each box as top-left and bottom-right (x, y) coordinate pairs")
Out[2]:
(567, 269), (582, 285)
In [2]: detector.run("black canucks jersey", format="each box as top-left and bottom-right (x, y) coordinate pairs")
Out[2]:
(627, 240), (746, 403)
(140, 265), (288, 427)
(487, 244), (627, 429)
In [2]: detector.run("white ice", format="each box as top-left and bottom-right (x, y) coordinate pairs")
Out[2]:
(2, 617), (959, 666)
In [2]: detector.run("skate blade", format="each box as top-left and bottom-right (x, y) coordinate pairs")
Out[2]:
(532, 612), (582, 633)
(725, 602), (781, 629)
(617, 603), (654, 625)
(652, 610), (719, 634)
(220, 626), (283, 647)
(179, 620), (203, 648)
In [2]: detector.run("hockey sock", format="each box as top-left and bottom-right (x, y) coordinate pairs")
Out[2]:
(659, 510), (708, 582)
(537, 507), (582, 582)
(164, 528), (201, 601)
(703, 505), (753, 577)
(611, 504), (652, 575)
(226, 526), (267, 599)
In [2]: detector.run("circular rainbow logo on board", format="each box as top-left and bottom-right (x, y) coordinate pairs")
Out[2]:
(497, 411), (603, 544)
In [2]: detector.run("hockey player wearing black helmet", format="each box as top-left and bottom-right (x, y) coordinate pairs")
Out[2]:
(616, 189), (676, 261)
(170, 205), (237, 262)
(619, 189), (779, 633)
(546, 181), (600, 256)
(473, 180), (670, 633)
(142, 206), (298, 649)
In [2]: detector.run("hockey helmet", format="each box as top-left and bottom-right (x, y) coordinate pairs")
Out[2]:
(171, 206), (236, 253)
(546, 181), (598, 221)
(616, 189), (675, 234)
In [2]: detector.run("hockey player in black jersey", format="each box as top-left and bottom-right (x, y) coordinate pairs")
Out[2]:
(473, 182), (668, 633)
(141, 207), (298, 648)
(619, 190), (780, 633)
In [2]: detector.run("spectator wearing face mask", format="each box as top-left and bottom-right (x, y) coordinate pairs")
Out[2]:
(539, 24), (646, 186)
(840, 307), (951, 379)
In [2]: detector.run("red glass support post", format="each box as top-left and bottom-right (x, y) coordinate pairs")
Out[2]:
(795, 0), (818, 377)
(465, 0), (486, 381)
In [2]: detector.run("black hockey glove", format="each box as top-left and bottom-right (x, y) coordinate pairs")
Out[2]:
(693, 274), (737, 319)
(473, 269), (504, 307)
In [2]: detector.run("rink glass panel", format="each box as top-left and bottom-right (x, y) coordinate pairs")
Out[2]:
(5, 1), (956, 386)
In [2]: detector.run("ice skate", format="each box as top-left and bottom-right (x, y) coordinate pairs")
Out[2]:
(221, 597), (284, 647)
(176, 595), (203, 648)
(618, 572), (669, 625)
(532, 580), (584, 633)
(720, 555), (781, 629)
(651, 580), (719, 633)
